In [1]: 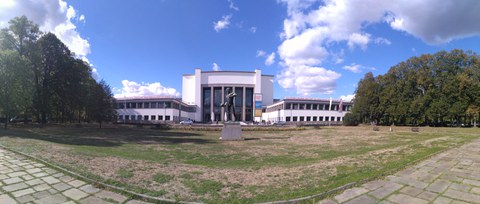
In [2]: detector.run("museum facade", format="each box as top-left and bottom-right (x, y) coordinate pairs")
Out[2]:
(115, 68), (352, 124)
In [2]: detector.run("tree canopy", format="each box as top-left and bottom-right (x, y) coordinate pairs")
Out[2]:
(0, 16), (116, 128)
(349, 49), (480, 127)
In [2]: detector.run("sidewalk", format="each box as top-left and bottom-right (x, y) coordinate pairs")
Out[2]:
(320, 139), (480, 204)
(0, 147), (151, 204)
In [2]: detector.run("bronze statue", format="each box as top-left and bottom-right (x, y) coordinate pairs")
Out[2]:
(221, 88), (237, 121)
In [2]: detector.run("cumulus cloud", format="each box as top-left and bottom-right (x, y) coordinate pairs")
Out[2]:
(250, 26), (257, 33)
(278, 65), (341, 95)
(0, 0), (90, 59)
(212, 62), (220, 71)
(228, 0), (239, 11)
(214, 15), (232, 32)
(276, 0), (480, 95)
(265, 52), (275, 66)
(343, 63), (374, 73)
(114, 80), (180, 98)
(340, 94), (355, 102)
(256, 50), (266, 57)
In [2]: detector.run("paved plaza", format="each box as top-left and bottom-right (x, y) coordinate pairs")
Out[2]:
(320, 139), (480, 204)
(0, 147), (152, 204)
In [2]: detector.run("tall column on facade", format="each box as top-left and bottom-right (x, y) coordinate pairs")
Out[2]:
(210, 86), (214, 123)
(242, 86), (246, 121)
(221, 86), (224, 121)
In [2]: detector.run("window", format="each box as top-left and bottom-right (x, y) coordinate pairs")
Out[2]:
(118, 115), (124, 120)
(144, 102), (150, 108)
(300, 104), (305, 109)
(138, 103), (143, 108)
(306, 104), (312, 110)
(319, 104), (324, 110)
(137, 115), (143, 120)
(131, 115), (135, 120)
(285, 103), (291, 110)
(319, 116), (323, 121)
(313, 104), (318, 110)
(144, 115), (149, 120)
(158, 115), (163, 120)
(331, 116), (335, 121)
(325, 117), (329, 121)
(125, 115), (130, 120)
(165, 115), (170, 120)
(293, 116), (298, 121)
(312, 116), (317, 121)
(151, 115), (156, 120)
(151, 102), (157, 108)
(286, 116), (291, 122)
(337, 117), (341, 122)
(306, 116), (311, 121)
(293, 104), (299, 109)
(300, 116), (304, 121)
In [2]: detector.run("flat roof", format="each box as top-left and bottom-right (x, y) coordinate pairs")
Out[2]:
(183, 70), (274, 77)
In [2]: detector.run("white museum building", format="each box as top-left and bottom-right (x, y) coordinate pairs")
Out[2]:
(115, 68), (352, 124)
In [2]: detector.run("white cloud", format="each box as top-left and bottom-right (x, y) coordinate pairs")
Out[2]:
(212, 62), (220, 71)
(250, 26), (257, 33)
(374, 37), (391, 45)
(265, 52), (275, 66)
(340, 94), (355, 102)
(256, 50), (266, 57)
(228, 0), (239, 11)
(0, 0), (90, 60)
(78, 14), (85, 23)
(114, 80), (180, 98)
(214, 15), (232, 32)
(276, 0), (480, 95)
(278, 65), (341, 95)
(342, 63), (363, 73)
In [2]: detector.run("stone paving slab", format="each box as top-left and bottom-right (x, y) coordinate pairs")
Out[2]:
(321, 139), (480, 204)
(0, 147), (154, 204)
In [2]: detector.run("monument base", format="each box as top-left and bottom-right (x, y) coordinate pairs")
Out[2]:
(220, 122), (243, 140)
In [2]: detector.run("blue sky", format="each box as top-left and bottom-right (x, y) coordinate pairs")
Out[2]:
(1, 0), (480, 101)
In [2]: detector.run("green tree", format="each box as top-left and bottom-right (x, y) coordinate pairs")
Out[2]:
(0, 50), (33, 128)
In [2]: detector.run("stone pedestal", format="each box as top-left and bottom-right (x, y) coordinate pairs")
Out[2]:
(220, 122), (243, 140)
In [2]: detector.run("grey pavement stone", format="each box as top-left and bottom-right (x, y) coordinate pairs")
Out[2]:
(451, 200), (471, 204)
(62, 188), (89, 201)
(62, 201), (76, 204)
(334, 187), (368, 203)
(41, 176), (61, 184)
(8, 171), (27, 178)
(95, 190), (128, 203)
(449, 183), (471, 192)
(343, 194), (376, 204)
(471, 187), (480, 194)
(463, 178), (480, 187)
(16, 195), (35, 203)
(25, 168), (42, 174)
(387, 193), (428, 204)
(11, 188), (35, 198)
(25, 179), (44, 186)
(33, 183), (51, 192)
(443, 188), (480, 203)
(2, 182), (29, 192)
(3, 177), (23, 185)
(0, 194), (17, 204)
(59, 176), (74, 183)
(80, 196), (114, 204)
(399, 186), (423, 196)
(68, 180), (86, 188)
(426, 180), (451, 193)
(368, 182), (403, 199)
(52, 183), (72, 191)
(35, 194), (68, 204)
(392, 177), (428, 189)
(79, 184), (101, 194)
(318, 199), (337, 204)
(417, 191), (438, 201)
(32, 190), (53, 199)
(21, 175), (33, 181)
(432, 196), (452, 204)
(361, 180), (386, 190)
(32, 172), (48, 178)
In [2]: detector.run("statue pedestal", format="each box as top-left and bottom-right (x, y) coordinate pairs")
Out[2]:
(220, 122), (243, 140)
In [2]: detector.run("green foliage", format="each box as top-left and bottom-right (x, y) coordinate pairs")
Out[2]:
(0, 16), (116, 127)
(183, 179), (224, 195)
(116, 169), (134, 179)
(352, 49), (480, 126)
(343, 113), (359, 126)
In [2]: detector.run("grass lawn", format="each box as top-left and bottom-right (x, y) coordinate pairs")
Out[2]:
(0, 125), (478, 203)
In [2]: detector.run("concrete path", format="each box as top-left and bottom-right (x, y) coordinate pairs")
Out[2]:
(0, 148), (152, 204)
(320, 139), (480, 204)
